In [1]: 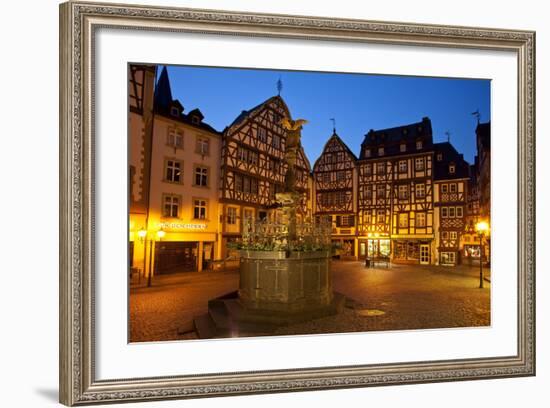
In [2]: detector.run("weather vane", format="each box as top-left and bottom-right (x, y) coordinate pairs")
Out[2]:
(276, 76), (283, 96)
(471, 109), (480, 124)
(330, 118), (336, 133)
(445, 130), (451, 143)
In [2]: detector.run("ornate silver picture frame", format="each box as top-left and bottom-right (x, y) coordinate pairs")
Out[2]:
(59, 1), (535, 405)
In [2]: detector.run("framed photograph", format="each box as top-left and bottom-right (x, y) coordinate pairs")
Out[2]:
(59, 1), (535, 405)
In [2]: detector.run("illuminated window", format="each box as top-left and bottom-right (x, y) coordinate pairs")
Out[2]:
(398, 185), (409, 200)
(365, 212), (372, 224)
(449, 164), (456, 174)
(378, 147), (385, 156)
(377, 210), (385, 223)
(399, 160), (407, 173)
(165, 159), (182, 183)
(450, 231), (458, 240)
(450, 183), (457, 193)
(416, 140), (423, 150)
(415, 157), (425, 171)
(193, 198), (207, 219)
(194, 166), (208, 187)
(227, 207), (237, 225)
(398, 213), (409, 228)
(415, 183), (425, 198)
(441, 184), (448, 193)
(162, 195), (180, 218)
(416, 212), (426, 227)
(376, 162), (385, 174)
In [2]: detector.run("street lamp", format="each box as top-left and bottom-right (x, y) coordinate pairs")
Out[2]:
(475, 221), (489, 288)
(137, 228), (147, 284)
(147, 229), (166, 288)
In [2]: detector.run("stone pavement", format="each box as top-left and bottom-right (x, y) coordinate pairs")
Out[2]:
(129, 261), (490, 342)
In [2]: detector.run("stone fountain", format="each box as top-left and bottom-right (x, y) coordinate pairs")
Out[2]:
(194, 118), (345, 339)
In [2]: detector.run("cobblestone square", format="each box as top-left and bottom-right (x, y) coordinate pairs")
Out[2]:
(129, 261), (490, 342)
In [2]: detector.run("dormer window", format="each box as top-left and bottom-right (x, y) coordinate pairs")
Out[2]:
(170, 107), (180, 117)
(191, 115), (200, 124)
(449, 164), (456, 174)
(400, 143), (407, 152)
(378, 147), (385, 156)
(437, 153), (443, 161)
(416, 140), (423, 150)
(364, 149), (371, 158)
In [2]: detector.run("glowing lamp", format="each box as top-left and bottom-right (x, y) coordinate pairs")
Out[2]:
(475, 221), (489, 234)
(137, 229), (147, 240)
(156, 230), (166, 240)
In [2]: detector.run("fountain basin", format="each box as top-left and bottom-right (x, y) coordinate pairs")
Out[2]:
(238, 250), (333, 313)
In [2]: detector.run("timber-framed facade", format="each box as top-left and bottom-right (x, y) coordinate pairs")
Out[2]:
(129, 66), (488, 268)
(433, 142), (470, 266)
(357, 118), (435, 264)
(219, 95), (312, 258)
(312, 132), (357, 259)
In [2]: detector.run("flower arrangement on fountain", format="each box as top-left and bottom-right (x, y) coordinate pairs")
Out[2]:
(229, 217), (333, 252)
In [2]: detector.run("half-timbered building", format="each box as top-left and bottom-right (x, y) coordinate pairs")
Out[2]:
(357, 117), (435, 264)
(313, 132), (357, 259)
(219, 95), (312, 257)
(128, 64), (156, 277)
(433, 142), (470, 265)
(461, 160), (482, 264)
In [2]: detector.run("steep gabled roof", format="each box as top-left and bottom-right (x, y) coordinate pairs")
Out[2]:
(313, 131), (357, 171)
(433, 141), (470, 180)
(224, 95), (291, 134)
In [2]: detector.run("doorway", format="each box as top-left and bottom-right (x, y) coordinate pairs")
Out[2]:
(420, 244), (430, 265)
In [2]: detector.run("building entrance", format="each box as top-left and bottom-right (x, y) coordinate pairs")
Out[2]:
(155, 241), (198, 273)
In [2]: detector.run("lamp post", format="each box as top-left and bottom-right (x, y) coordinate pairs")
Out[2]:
(475, 221), (489, 288)
(147, 229), (166, 288)
(137, 228), (147, 284)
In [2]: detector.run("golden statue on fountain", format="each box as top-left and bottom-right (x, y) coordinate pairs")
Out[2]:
(277, 117), (308, 241)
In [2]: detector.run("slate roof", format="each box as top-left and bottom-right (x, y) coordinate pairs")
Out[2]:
(433, 142), (470, 180)
(152, 66), (220, 134)
(359, 117), (433, 159)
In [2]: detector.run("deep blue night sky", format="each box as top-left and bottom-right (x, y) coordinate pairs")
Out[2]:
(161, 65), (490, 164)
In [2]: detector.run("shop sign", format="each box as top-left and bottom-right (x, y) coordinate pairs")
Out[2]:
(159, 222), (207, 231)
